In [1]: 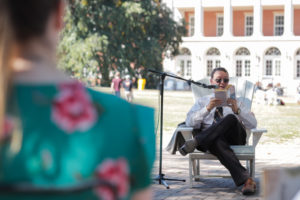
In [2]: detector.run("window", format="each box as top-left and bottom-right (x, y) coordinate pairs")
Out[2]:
(186, 60), (192, 76)
(217, 15), (223, 36)
(216, 60), (221, 68)
(297, 60), (300, 78)
(207, 60), (213, 76)
(235, 48), (251, 77)
(245, 60), (251, 76)
(206, 48), (221, 76)
(245, 15), (253, 36)
(275, 60), (281, 76)
(236, 61), (242, 77)
(236, 48), (250, 56)
(264, 47), (281, 77)
(274, 15), (284, 36)
(265, 47), (281, 56)
(180, 60), (185, 76)
(296, 49), (300, 78)
(207, 48), (221, 56)
(178, 60), (192, 77)
(189, 15), (195, 37)
(177, 48), (192, 78)
(266, 60), (272, 76)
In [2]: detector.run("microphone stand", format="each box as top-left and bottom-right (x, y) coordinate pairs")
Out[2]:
(148, 69), (216, 189)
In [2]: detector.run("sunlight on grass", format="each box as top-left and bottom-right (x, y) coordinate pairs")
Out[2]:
(93, 87), (300, 144)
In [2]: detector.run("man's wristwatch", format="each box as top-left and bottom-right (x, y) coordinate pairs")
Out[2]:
(235, 108), (241, 115)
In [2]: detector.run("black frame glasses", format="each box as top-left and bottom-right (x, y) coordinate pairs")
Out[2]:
(215, 78), (229, 83)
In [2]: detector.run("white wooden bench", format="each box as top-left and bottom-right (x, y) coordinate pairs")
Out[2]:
(174, 78), (267, 188)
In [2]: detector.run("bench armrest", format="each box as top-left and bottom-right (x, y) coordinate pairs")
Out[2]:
(250, 128), (267, 147)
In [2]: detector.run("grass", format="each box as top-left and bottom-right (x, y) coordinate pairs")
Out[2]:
(94, 87), (300, 145)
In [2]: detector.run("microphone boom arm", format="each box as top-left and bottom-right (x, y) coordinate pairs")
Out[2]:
(148, 69), (217, 89)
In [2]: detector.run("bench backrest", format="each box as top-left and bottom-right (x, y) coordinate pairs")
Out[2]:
(191, 77), (255, 111)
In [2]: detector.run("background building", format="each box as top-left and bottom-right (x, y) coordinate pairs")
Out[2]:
(162, 0), (300, 95)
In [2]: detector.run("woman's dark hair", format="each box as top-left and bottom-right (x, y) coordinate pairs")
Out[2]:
(6, 0), (60, 42)
(211, 67), (228, 79)
(0, 0), (61, 138)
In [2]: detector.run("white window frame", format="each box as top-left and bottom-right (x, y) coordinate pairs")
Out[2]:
(236, 60), (243, 77)
(244, 13), (253, 36)
(176, 56), (192, 78)
(235, 57), (251, 77)
(180, 60), (185, 76)
(264, 56), (281, 77)
(245, 60), (251, 76)
(186, 60), (192, 76)
(296, 60), (300, 78)
(206, 56), (221, 77)
(189, 15), (195, 37)
(296, 55), (300, 79)
(216, 14), (224, 36)
(274, 13), (284, 36)
(274, 59), (281, 76)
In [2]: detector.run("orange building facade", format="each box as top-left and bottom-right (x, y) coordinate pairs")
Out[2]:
(163, 0), (300, 95)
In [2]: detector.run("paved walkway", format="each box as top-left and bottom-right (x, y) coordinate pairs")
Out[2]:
(151, 143), (300, 200)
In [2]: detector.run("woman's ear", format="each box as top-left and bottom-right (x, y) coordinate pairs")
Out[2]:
(54, 0), (65, 30)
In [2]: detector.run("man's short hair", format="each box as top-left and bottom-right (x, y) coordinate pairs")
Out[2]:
(211, 67), (228, 79)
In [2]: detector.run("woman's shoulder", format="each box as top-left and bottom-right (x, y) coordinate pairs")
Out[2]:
(87, 87), (154, 115)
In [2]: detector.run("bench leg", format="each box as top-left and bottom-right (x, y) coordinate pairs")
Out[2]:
(250, 159), (255, 178)
(194, 159), (200, 181)
(188, 156), (193, 188)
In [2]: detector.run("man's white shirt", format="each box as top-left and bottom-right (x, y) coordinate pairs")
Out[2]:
(185, 94), (257, 130)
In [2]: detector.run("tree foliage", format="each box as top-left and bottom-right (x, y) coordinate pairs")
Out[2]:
(58, 0), (186, 88)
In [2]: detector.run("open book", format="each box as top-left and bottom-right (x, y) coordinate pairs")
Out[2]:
(214, 85), (236, 106)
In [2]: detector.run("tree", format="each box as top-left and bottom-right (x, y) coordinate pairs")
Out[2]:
(58, 0), (186, 88)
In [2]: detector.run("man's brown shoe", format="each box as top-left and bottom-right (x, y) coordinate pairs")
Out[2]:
(241, 178), (256, 195)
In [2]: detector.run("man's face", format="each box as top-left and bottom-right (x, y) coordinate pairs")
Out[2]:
(210, 71), (229, 89)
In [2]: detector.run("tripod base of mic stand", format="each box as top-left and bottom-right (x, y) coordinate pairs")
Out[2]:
(154, 174), (185, 189)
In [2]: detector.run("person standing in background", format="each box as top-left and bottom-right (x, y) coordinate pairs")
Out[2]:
(123, 75), (134, 102)
(111, 71), (122, 97)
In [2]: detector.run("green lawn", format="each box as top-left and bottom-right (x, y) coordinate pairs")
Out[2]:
(94, 87), (300, 144)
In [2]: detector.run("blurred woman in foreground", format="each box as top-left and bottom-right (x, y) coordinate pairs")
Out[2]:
(0, 0), (155, 199)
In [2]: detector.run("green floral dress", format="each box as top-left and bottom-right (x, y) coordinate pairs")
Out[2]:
(0, 81), (155, 200)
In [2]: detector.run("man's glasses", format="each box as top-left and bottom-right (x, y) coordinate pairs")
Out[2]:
(215, 78), (229, 83)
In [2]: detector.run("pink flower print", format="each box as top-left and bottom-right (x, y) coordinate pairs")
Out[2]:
(95, 158), (129, 200)
(52, 81), (97, 133)
(1, 116), (14, 140)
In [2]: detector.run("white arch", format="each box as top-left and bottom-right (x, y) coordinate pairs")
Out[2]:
(234, 47), (251, 77)
(205, 47), (221, 77)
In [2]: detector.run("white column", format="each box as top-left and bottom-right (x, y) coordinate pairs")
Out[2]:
(194, 0), (203, 38)
(223, 0), (232, 37)
(253, 0), (262, 37)
(284, 0), (293, 36)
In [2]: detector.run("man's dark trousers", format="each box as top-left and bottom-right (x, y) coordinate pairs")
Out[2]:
(193, 114), (249, 186)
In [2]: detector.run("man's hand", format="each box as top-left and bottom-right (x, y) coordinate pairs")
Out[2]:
(227, 98), (239, 113)
(206, 98), (223, 112)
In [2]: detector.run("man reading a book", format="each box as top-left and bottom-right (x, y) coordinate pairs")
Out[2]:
(179, 67), (257, 195)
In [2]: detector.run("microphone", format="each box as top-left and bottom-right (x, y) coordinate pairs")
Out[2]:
(205, 84), (219, 89)
(207, 85), (219, 89)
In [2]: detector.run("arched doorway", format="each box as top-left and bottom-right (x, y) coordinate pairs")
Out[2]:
(264, 47), (281, 77)
(234, 47), (251, 77)
(206, 47), (221, 77)
(176, 48), (192, 78)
